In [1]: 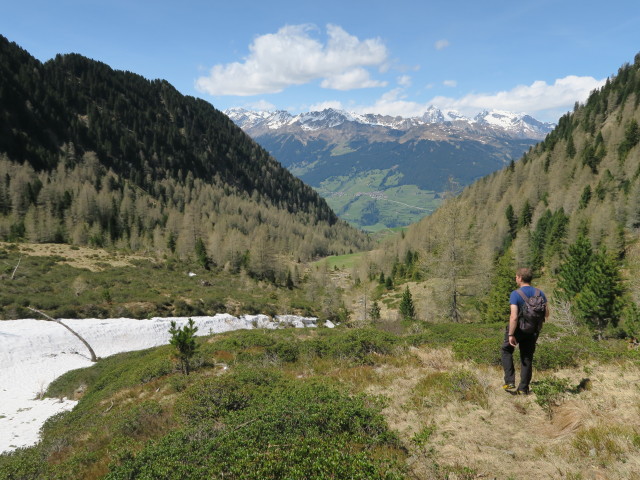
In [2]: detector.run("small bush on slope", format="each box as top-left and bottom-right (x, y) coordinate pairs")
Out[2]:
(106, 368), (406, 480)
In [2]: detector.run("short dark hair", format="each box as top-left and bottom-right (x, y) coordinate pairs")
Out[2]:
(516, 268), (533, 283)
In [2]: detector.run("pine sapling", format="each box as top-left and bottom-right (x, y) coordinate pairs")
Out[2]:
(169, 318), (199, 375)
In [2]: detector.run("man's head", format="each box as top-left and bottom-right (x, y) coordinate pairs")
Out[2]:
(516, 267), (533, 284)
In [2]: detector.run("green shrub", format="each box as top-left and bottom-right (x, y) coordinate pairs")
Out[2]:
(108, 370), (406, 479)
(266, 340), (300, 363)
(174, 368), (283, 424)
(412, 424), (436, 446)
(115, 401), (164, 438)
(452, 338), (501, 365)
(532, 376), (571, 418)
(412, 369), (488, 408)
(0, 447), (52, 479)
(407, 322), (502, 349)
(309, 328), (400, 364)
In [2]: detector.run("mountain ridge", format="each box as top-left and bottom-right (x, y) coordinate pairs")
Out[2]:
(225, 106), (556, 139)
(225, 106), (554, 231)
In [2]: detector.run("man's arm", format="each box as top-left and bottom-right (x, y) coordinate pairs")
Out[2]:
(508, 304), (518, 346)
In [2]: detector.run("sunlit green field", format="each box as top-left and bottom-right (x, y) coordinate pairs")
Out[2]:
(316, 252), (365, 270)
(316, 169), (441, 232)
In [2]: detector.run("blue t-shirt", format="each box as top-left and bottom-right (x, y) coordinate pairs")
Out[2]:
(510, 286), (547, 311)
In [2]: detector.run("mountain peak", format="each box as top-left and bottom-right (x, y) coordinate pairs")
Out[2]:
(225, 106), (555, 138)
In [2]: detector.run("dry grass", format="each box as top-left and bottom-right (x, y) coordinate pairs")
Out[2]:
(0, 241), (154, 271)
(366, 346), (640, 479)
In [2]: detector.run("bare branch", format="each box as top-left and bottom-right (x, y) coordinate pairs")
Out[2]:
(27, 307), (98, 362)
(11, 256), (22, 280)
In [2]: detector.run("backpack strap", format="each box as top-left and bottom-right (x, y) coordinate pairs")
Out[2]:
(516, 288), (541, 301)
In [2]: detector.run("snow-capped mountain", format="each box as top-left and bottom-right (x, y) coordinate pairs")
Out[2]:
(473, 110), (554, 139)
(225, 106), (555, 139)
(224, 105), (555, 231)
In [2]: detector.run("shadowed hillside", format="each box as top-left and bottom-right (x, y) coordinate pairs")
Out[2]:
(0, 35), (369, 273)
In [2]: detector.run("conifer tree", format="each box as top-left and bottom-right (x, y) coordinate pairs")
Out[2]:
(618, 119), (639, 162)
(574, 249), (624, 333)
(167, 231), (176, 253)
(517, 200), (533, 229)
(557, 236), (625, 333)
(482, 250), (516, 323)
(578, 185), (592, 209)
(566, 135), (577, 158)
(399, 286), (416, 320)
(370, 300), (381, 321)
(385, 276), (393, 290)
(194, 237), (210, 270)
(505, 204), (517, 241)
(620, 303), (640, 339)
(168, 318), (199, 375)
(556, 234), (593, 301)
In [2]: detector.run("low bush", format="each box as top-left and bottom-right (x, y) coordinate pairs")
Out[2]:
(308, 328), (401, 363)
(107, 369), (406, 479)
(412, 369), (488, 409)
(532, 376), (571, 418)
(452, 338), (501, 365)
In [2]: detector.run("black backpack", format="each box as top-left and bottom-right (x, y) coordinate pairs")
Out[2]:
(516, 288), (546, 334)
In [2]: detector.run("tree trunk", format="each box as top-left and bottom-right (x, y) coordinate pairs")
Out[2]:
(27, 307), (98, 362)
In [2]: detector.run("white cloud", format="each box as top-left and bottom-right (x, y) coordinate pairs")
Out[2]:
(245, 99), (276, 111)
(352, 88), (427, 118)
(321, 68), (387, 90)
(196, 24), (388, 96)
(430, 75), (606, 118)
(344, 75), (606, 122)
(397, 75), (412, 87)
(309, 100), (345, 111)
(435, 39), (450, 50)
(443, 80), (457, 87)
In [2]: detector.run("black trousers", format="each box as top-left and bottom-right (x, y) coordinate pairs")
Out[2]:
(501, 326), (538, 391)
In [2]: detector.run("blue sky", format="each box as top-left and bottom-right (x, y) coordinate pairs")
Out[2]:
(2, 0), (639, 122)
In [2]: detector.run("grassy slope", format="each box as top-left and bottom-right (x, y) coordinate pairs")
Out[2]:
(315, 169), (440, 232)
(0, 242), (317, 320)
(0, 321), (638, 479)
(1, 245), (640, 479)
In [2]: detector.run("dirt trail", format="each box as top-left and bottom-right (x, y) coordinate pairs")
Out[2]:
(369, 346), (640, 479)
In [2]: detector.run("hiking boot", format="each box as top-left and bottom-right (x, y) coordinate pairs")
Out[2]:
(502, 383), (516, 391)
(516, 388), (529, 395)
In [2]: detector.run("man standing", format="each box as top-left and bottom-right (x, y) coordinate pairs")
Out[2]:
(501, 267), (549, 395)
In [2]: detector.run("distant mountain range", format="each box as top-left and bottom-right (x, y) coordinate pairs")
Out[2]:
(226, 107), (555, 139)
(226, 107), (555, 231)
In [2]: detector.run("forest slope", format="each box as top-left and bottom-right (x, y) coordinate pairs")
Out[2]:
(365, 54), (640, 324)
(0, 35), (369, 275)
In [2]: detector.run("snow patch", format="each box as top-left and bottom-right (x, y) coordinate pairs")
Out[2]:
(0, 314), (317, 453)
